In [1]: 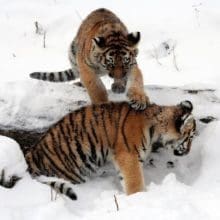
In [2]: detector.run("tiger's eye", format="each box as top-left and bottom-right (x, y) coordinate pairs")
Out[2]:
(107, 58), (113, 64)
(123, 57), (130, 64)
(108, 63), (114, 68)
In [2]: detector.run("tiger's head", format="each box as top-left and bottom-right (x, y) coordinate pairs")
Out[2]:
(152, 100), (196, 156)
(92, 31), (140, 80)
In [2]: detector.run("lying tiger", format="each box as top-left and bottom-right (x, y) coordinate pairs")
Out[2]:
(0, 100), (196, 200)
(29, 8), (149, 110)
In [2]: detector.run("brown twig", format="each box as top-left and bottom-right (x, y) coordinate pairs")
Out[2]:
(51, 186), (54, 201)
(151, 45), (162, 66)
(172, 46), (180, 72)
(114, 194), (119, 211)
(35, 21), (39, 34)
(43, 31), (46, 48)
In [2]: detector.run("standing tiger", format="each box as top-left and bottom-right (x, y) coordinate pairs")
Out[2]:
(30, 8), (149, 110)
(0, 101), (196, 200)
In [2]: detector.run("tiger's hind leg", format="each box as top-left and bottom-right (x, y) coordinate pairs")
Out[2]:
(0, 169), (21, 188)
(113, 151), (145, 195)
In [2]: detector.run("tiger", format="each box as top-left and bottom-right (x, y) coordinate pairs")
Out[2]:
(29, 8), (150, 110)
(0, 100), (196, 200)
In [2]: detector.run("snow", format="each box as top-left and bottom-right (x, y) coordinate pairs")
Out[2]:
(0, 0), (220, 219)
(0, 136), (27, 179)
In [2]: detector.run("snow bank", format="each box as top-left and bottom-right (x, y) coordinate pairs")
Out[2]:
(0, 136), (27, 179)
(0, 81), (219, 220)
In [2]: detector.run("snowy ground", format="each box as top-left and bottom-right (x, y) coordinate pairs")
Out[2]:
(0, 0), (220, 219)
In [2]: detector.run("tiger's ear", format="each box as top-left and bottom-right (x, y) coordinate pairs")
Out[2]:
(176, 100), (194, 133)
(127, 32), (141, 47)
(92, 37), (106, 49)
(180, 100), (193, 114)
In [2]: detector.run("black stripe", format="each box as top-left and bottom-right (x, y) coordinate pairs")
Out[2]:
(57, 124), (71, 152)
(134, 144), (142, 162)
(35, 149), (47, 172)
(90, 120), (98, 143)
(65, 70), (75, 80)
(49, 73), (55, 81)
(58, 124), (86, 182)
(42, 72), (47, 80)
(71, 41), (76, 55)
(29, 155), (40, 172)
(112, 104), (123, 149)
(97, 159), (101, 167)
(101, 109), (111, 148)
(65, 124), (76, 160)
(107, 41), (128, 48)
(87, 132), (97, 162)
(42, 139), (55, 155)
(35, 72), (41, 79)
(39, 139), (78, 182)
(74, 135), (95, 173)
(100, 140), (106, 163)
(30, 72), (41, 79)
(70, 111), (95, 176)
(60, 183), (64, 193)
(149, 126), (155, 141)
(50, 129), (74, 176)
(31, 150), (42, 173)
(69, 113), (74, 127)
(40, 144), (81, 183)
(141, 139), (146, 151)
(81, 108), (86, 131)
(33, 147), (46, 172)
(92, 105), (99, 125)
(79, 130), (84, 141)
(66, 188), (77, 200)
(105, 149), (109, 161)
(50, 181), (56, 187)
(58, 72), (64, 81)
(121, 108), (131, 151)
(88, 156), (97, 165)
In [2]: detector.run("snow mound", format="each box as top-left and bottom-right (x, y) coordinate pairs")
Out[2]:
(0, 81), (219, 220)
(0, 81), (89, 130)
(0, 136), (27, 180)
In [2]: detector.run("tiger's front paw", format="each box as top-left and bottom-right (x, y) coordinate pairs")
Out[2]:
(111, 82), (126, 94)
(127, 89), (150, 110)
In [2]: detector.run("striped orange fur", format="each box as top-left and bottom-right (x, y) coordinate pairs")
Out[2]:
(20, 100), (196, 199)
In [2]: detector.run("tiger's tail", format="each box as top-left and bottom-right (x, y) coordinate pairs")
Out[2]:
(43, 180), (77, 200)
(29, 68), (79, 82)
